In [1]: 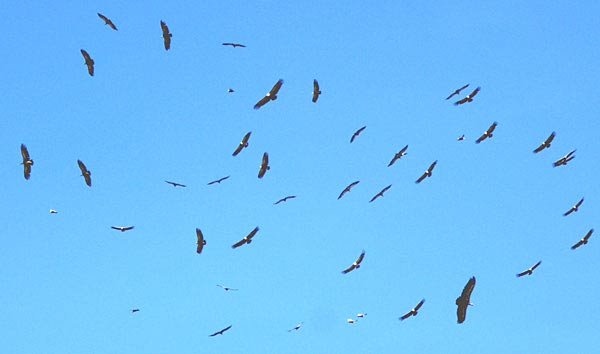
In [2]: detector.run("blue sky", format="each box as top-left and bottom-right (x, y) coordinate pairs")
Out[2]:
(2, 1), (599, 353)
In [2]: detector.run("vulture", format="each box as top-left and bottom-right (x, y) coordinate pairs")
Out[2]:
(312, 79), (321, 103)
(207, 176), (230, 185)
(346, 318), (356, 324)
(232, 132), (251, 156)
(457, 134), (465, 141)
(564, 198), (584, 216)
(232, 226), (260, 249)
(288, 322), (303, 332)
(80, 49), (94, 76)
(356, 313), (367, 318)
(342, 250), (365, 274)
(111, 226), (134, 232)
(369, 184), (392, 203)
(131, 309), (140, 313)
(415, 160), (438, 184)
(388, 145), (408, 167)
(446, 84), (470, 100)
(20, 144), (33, 180)
(274, 196), (296, 205)
(254, 79), (284, 109)
(571, 229), (593, 250)
(165, 180), (186, 187)
(77, 160), (92, 187)
(160, 20), (172, 50)
(97, 13), (117, 30)
(258, 152), (270, 178)
(533, 131), (556, 153)
(454, 87), (481, 105)
(338, 181), (360, 199)
(516, 260), (542, 277)
(475, 121), (498, 144)
(227, 88), (235, 93)
(217, 284), (238, 291)
(222, 42), (246, 48)
(456, 276), (476, 324)
(553, 149), (576, 167)
(196, 228), (206, 254)
(350, 126), (366, 143)
(49, 209), (58, 214)
(209, 325), (232, 337)
(399, 299), (425, 321)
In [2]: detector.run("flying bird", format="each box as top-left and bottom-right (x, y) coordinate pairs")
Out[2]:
(254, 79), (284, 109)
(207, 176), (230, 185)
(369, 184), (392, 203)
(274, 196), (296, 205)
(415, 160), (438, 184)
(288, 322), (303, 332)
(446, 84), (470, 100)
(338, 181), (360, 200)
(160, 20), (172, 50)
(165, 180), (186, 187)
(516, 260), (542, 277)
(77, 160), (92, 187)
(217, 284), (238, 291)
(228, 88), (235, 93)
(196, 228), (206, 254)
(131, 309), (140, 313)
(571, 229), (593, 250)
(258, 152), (270, 178)
(475, 121), (498, 144)
(49, 209), (58, 214)
(222, 42), (246, 48)
(97, 13), (117, 30)
(564, 198), (584, 216)
(342, 250), (365, 274)
(111, 226), (134, 232)
(232, 132), (251, 156)
(456, 276), (476, 324)
(350, 126), (366, 143)
(312, 79), (321, 103)
(457, 134), (465, 141)
(346, 318), (356, 324)
(388, 145), (408, 167)
(209, 325), (232, 337)
(232, 226), (260, 249)
(454, 87), (481, 105)
(399, 299), (425, 321)
(80, 49), (94, 76)
(20, 144), (33, 180)
(553, 149), (576, 167)
(533, 131), (556, 153)
(356, 313), (367, 318)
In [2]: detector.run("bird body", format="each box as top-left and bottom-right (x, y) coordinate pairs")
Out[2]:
(20, 144), (33, 180)
(160, 20), (172, 50)
(77, 160), (92, 187)
(342, 250), (365, 274)
(232, 226), (260, 249)
(388, 145), (408, 167)
(475, 121), (498, 144)
(232, 132), (251, 156)
(312, 79), (321, 102)
(222, 42), (246, 48)
(369, 184), (392, 203)
(400, 299), (425, 321)
(533, 131), (556, 153)
(49, 209), (58, 214)
(571, 229), (593, 250)
(80, 49), (94, 76)
(274, 196), (296, 205)
(254, 79), (284, 109)
(338, 181), (360, 199)
(288, 322), (303, 332)
(553, 149), (576, 167)
(564, 198), (584, 216)
(111, 226), (134, 232)
(165, 180), (186, 187)
(446, 84), (470, 100)
(456, 276), (476, 324)
(516, 260), (542, 277)
(454, 87), (481, 105)
(415, 160), (438, 184)
(258, 152), (270, 178)
(350, 126), (366, 143)
(97, 13), (117, 30)
(196, 228), (206, 254)
(207, 176), (230, 185)
(217, 284), (239, 291)
(131, 309), (140, 313)
(209, 325), (232, 337)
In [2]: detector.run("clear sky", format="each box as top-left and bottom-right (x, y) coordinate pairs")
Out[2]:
(2, 1), (599, 353)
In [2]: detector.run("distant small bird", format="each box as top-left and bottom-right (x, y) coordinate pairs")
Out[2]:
(553, 149), (576, 167)
(369, 184), (392, 203)
(80, 49), (94, 76)
(165, 180), (186, 187)
(312, 79), (321, 103)
(388, 145), (408, 167)
(288, 322), (303, 332)
(342, 250), (365, 274)
(475, 121), (498, 144)
(571, 229), (593, 250)
(415, 160), (438, 184)
(49, 209), (58, 214)
(20, 144), (34, 180)
(207, 176), (230, 185)
(346, 318), (356, 324)
(454, 87), (481, 105)
(456, 276), (476, 324)
(97, 13), (117, 30)
(258, 152), (270, 179)
(446, 84), (470, 100)
(457, 134), (465, 141)
(516, 260), (542, 277)
(338, 181), (360, 200)
(209, 325), (232, 337)
(111, 226), (134, 232)
(274, 196), (296, 205)
(232, 132), (251, 156)
(196, 228), (206, 254)
(217, 284), (239, 291)
(232, 226), (260, 249)
(228, 88), (235, 93)
(254, 79), (284, 109)
(350, 126), (366, 143)
(160, 20), (172, 50)
(77, 160), (92, 187)
(399, 299), (425, 321)
(131, 309), (140, 313)
(564, 198), (584, 216)
(222, 42), (246, 48)
(533, 131), (556, 153)
(356, 313), (367, 318)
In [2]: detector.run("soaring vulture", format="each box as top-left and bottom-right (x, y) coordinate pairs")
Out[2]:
(77, 160), (92, 187)
(231, 226), (259, 249)
(369, 184), (392, 203)
(288, 322), (303, 332)
(312, 79), (321, 103)
(388, 145), (408, 167)
(111, 226), (134, 232)
(415, 160), (438, 184)
(338, 181), (360, 199)
(533, 131), (556, 153)
(217, 284), (238, 291)
(131, 309), (140, 313)
(454, 87), (481, 105)
(446, 84), (470, 100)
(209, 325), (232, 337)
(356, 313), (367, 318)
(165, 180), (186, 187)
(274, 195), (296, 205)
(258, 152), (270, 178)
(456, 276), (476, 324)
(564, 198), (584, 216)
(341, 250), (365, 274)
(222, 42), (246, 48)
(475, 121), (497, 144)
(457, 134), (465, 141)
(399, 299), (425, 321)
(80, 49), (94, 76)
(254, 79), (284, 109)
(232, 132), (251, 156)
(196, 228), (206, 254)
(20, 144), (33, 180)
(350, 126), (366, 143)
(97, 13), (117, 30)
(49, 209), (58, 214)
(160, 20), (172, 50)
(207, 176), (230, 185)
(553, 149), (576, 167)
(571, 229), (593, 250)
(516, 260), (542, 277)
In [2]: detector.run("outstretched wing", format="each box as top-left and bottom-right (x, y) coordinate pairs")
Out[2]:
(475, 132), (487, 144)
(399, 311), (413, 320)
(415, 171), (428, 184)
(355, 250), (365, 265)
(97, 13), (117, 30)
(531, 260), (542, 271)
(413, 299), (425, 312)
(254, 95), (270, 109)
(245, 226), (259, 241)
(269, 79), (284, 96)
(312, 79), (320, 103)
(571, 239), (585, 250)
(341, 263), (356, 274)
(454, 96), (468, 105)
(80, 49), (94, 76)
(196, 228), (205, 254)
(231, 238), (247, 249)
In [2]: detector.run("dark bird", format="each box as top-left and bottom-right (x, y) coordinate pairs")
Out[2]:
(456, 276), (476, 324)
(312, 79), (321, 103)
(228, 88), (235, 93)
(338, 181), (360, 200)
(564, 198), (584, 216)
(131, 309), (140, 313)
(454, 87), (481, 105)
(97, 13), (117, 30)
(571, 229), (593, 250)
(446, 84), (470, 100)
(232, 132), (251, 156)
(415, 160), (438, 184)
(209, 325), (232, 337)
(533, 131), (556, 153)
(258, 152), (270, 179)
(217, 284), (238, 291)
(165, 180), (186, 187)
(254, 79), (284, 109)
(80, 49), (94, 76)
(274, 196), (296, 205)
(369, 184), (392, 203)
(388, 145), (408, 167)
(207, 176), (230, 185)
(475, 121), (498, 144)
(111, 226), (134, 232)
(49, 209), (58, 214)
(77, 160), (92, 187)
(160, 20), (172, 50)
(399, 299), (425, 321)
(350, 126), (366, 143)
(342, 250), (365, 274)
(553, 149), (576, 167)
(457, 134), (465, 141)
(288, 322), (303, 332)
(20, 144), (33, 180)
(516, 260), (542, 277)
(232, 226), (259, 249)
(196, 228), (206, 254)
(222, 42), (246, 48)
